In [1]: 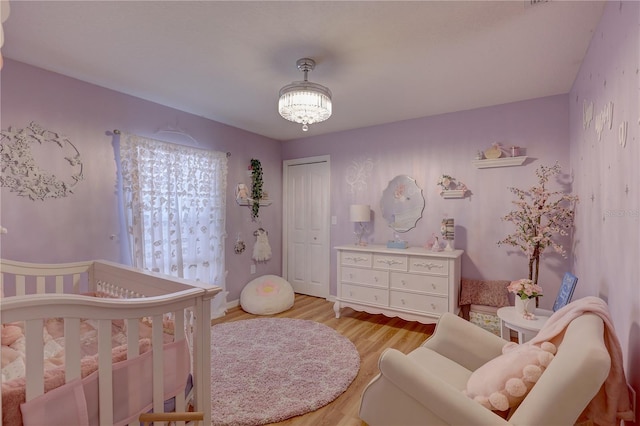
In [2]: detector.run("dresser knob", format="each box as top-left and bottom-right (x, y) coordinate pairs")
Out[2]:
(374, 295), (378, 301)
(374, 277), (378, 282)
(431, 283), (436, 289)
(401, 280), (406, 285)
(401, 299), (406, 305)
(349, 273), (353, 279)
(431, 303), (436, 309)
(349, 291), (353, 297)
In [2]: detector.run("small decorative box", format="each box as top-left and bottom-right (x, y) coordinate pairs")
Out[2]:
(386, 240), (408, 249)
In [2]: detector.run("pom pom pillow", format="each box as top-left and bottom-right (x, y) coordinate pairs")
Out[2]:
(464, 341), (556, 411)
(240, 275), (294, 315)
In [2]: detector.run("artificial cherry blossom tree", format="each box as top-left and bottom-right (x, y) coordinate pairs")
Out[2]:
(498, 163), (579, 284)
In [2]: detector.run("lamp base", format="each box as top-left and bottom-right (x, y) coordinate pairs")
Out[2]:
(354, 223), (368, 246)
(444, 239), (454, 251)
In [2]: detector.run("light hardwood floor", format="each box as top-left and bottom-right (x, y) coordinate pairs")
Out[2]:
(211, 294), (436, 426)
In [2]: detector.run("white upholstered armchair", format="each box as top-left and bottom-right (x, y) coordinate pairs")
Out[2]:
(360, 311), (614, 426)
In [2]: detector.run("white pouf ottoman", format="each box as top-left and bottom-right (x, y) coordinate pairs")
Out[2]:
(240, 275), (295, 315)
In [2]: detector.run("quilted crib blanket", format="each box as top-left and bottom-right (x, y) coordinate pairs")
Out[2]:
(1, 315), (178, 426)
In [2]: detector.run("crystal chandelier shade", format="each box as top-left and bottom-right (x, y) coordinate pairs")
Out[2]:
(278, 58), (332, 132)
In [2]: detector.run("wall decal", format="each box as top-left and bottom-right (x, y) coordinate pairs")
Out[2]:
(346, 157), (374, 194)
(583, 100), (593, 129)
(594, 101), (613, 141)
(618, 121), (628, 147)
(0, 122), (83, 200)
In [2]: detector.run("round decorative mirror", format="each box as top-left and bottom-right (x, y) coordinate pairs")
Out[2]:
(380, 175), (425, 233)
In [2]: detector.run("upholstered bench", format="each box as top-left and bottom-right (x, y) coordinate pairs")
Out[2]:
(459, 278), (511, 335)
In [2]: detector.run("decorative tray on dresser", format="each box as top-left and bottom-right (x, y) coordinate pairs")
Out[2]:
(334, 244), (463, 324)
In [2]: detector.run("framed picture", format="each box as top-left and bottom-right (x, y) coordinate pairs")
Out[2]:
(553, 272), (578, 311)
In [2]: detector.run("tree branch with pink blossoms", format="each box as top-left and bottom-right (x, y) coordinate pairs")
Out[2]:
(497, 163), (579, 284)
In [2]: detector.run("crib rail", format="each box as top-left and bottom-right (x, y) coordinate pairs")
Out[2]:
(0, 258), (93, 296)
(1, 259), (219, 426)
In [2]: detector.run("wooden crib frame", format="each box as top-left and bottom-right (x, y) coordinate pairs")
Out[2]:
(1, 258), (220, 425)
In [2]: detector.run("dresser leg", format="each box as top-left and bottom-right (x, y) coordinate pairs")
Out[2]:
(333, 301), (341, 318)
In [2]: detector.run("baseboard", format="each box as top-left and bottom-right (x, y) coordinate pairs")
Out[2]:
(222, 295), (335, 316)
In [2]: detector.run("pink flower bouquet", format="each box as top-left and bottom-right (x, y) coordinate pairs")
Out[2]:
(507, 279), (543, 300)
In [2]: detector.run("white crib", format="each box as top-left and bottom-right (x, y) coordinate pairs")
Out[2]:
(1, 258), (220, 425)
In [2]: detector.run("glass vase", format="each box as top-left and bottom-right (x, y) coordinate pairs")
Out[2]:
(515, 297), (534, 317)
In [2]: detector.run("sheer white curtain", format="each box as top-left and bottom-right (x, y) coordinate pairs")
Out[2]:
(119, 133), (227, 314)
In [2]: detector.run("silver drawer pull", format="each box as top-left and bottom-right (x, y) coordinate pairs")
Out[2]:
(431, 283), (436, 289)
(401, 299), (406, 305)
(401, 280), (406, 285)
(413, 261), (443, 270)
(349, 273), (353, 279)
(376, 259), (403, 266)
(374, 295), (378, 301)
(374, 276), (378, 282)
(430, 303), (437, 309)
(349, 291), (354, 297)
(345, 255), (369, 263)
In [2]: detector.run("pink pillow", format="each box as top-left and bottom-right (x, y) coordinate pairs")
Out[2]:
(1, 325), (23, 346)
(464, 341), (556, 411)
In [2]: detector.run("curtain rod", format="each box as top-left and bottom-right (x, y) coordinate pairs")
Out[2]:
(112, 129), (231, 157)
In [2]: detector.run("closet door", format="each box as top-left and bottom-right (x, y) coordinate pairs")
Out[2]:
(283, 156), (330, 298)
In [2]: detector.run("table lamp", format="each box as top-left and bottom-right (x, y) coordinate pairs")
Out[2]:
(350, 204), (370, 246)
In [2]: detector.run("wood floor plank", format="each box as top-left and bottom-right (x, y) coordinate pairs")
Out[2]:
(211, 294), (435, 426)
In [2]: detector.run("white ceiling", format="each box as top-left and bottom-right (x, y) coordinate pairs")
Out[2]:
(3, 1), (605, 141)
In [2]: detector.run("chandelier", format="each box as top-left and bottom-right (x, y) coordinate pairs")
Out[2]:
(278, 58), (332, 132)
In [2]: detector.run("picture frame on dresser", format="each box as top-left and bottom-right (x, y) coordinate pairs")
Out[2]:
(334, 244), (463, 324)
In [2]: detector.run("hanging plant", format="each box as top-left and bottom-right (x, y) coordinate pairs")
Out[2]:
(249, 158), (263, 220)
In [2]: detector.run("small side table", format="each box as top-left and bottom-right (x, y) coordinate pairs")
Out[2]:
(497, 307), (553, 343)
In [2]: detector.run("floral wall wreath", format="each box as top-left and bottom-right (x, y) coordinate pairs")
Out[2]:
(0, 122), (84, 200)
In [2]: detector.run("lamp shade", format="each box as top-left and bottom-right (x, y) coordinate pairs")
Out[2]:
(350, 205), (370, 222)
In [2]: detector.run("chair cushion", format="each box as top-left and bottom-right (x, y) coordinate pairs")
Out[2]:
(463, 341), (556, 411)
(240, 275), (294, 315)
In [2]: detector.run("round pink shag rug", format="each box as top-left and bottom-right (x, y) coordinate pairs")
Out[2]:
(210, 318), (360, 426)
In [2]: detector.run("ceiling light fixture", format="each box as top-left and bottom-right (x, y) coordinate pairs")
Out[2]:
(278, 58), (332, 132)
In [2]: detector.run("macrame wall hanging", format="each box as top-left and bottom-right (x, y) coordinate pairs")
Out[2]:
(0, 121), (84, 200)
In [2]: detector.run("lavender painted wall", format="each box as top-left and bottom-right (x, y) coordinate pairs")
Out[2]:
(3, 1), (637, 408)
(283, 94), (572, 309)
(1, 59), (283, 302)
(569, 0), (639, 414)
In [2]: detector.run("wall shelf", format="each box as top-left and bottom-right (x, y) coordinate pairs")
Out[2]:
(472, 156), (528, 169)
(440, 190), (467, 199)
(236, 198), (272, 207)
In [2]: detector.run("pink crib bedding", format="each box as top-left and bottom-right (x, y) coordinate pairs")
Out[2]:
(1, 316), (186, 426)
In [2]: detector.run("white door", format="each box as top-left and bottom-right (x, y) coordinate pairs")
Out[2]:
(283, 156), (330, 298)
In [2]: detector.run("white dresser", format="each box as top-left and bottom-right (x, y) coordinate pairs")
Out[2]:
(334, 245), (463, 324)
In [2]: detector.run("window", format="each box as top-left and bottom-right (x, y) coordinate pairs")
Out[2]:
(119, 133), (227, 299)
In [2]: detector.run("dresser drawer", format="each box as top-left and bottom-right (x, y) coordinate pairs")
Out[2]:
(390, 272), (448, 296)
(341, 283), (389, 306)
(408, 256), (449, 276)
(341, 266), (388, 288)
(390, 291), (448, 315)
(341, 251), (373, 268)
(372, 253), (408, 271)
